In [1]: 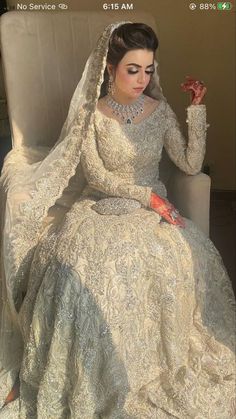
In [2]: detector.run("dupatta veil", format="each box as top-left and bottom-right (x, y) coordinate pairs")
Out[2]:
(0, 20), (165, 404)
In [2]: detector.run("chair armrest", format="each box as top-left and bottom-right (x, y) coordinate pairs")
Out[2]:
(167, 169), (211, 236)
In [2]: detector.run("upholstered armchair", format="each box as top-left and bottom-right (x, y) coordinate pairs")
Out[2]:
(0, 10), (210, 235)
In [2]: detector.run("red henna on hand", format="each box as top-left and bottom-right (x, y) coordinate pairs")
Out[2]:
(150, 193), (185, 228)
(181, 76), (207, 105)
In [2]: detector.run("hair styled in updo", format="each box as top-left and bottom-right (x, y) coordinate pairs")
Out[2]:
(100, 22), (159, 98)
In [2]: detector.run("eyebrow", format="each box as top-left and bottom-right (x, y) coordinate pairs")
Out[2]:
(126, 63), (154, 68)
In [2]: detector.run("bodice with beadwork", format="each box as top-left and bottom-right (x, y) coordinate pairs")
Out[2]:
(80, 99), (208, 207)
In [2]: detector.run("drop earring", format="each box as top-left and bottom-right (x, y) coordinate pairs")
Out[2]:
(108, 75), (115, 96)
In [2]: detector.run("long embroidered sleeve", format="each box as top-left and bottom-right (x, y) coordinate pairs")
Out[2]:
(81, 123), (152, 207)
(164, 103), (208, 175)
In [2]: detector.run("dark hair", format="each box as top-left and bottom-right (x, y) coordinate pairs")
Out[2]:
(100, 23), (159, 97)
(107, 23), (158, 66)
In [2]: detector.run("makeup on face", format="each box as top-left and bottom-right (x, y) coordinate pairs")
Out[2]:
(112, 50), (155, 101)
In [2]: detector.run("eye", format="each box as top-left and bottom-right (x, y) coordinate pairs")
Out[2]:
(127, 70), (138, 74)
(127, 69), (155, 75)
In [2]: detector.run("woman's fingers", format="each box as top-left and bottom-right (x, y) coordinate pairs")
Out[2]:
(150, 193), (185, 228)
(153, 206), (185, 228)
(191, 86), (207, 104)
(181, 79), (207, 105)
(181, 77), (206, 94)
(176, 216), (185, 228)
(166, 209), (185, 228)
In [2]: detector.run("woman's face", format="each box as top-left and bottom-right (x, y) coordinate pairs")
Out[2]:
(108, 49), (155, 101)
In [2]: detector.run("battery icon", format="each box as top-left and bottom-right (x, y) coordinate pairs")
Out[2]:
(217, 2), (232, 9)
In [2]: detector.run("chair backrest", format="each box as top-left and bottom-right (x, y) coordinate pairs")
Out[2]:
(0, 10), (175, 183)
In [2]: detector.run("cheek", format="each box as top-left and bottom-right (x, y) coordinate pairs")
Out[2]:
(116, 70), (134, 86)
(123, 74), (134, 85)
(145, 74), (152, 86)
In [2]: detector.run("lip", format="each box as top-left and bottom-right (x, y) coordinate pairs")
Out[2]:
(133, 87), (144, 91)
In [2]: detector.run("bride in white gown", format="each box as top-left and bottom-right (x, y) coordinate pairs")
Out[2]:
(0, 21), (235, 418)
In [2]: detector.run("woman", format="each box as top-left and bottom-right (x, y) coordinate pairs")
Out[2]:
(0, 21), (235, 418)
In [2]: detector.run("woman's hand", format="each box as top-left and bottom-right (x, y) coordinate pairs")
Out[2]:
(181, 76), (207, 105)
(150, 193), (185, 228)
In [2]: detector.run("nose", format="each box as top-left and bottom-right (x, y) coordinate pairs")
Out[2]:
(137, 71), (146, 84)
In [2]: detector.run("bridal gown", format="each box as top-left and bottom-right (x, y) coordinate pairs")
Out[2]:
(0, 100), (235, 418)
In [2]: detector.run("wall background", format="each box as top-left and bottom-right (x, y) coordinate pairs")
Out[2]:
(2, 0), (236, 190)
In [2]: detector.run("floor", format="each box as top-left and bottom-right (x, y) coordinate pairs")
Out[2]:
(210, 197), (236, 295)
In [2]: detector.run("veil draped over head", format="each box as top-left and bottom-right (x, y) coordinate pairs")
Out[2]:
(0, 20), (165, 402)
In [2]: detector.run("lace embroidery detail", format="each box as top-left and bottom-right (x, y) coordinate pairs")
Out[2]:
(91, 197), (142, 215)
(164, 103), (208, 175)
(15, 199), (236, 417)
(0, 20), (234, 418)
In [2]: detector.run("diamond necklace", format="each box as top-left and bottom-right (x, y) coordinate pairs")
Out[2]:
(105, 94), (145, 124)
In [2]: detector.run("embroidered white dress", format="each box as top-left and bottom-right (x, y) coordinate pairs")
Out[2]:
(0, 101), (235, 419)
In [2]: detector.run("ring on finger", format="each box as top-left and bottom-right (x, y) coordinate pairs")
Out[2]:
(170, 209), (179, 220)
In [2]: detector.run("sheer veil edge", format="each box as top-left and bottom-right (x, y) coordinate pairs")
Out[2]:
(0, 20), (165, 404)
